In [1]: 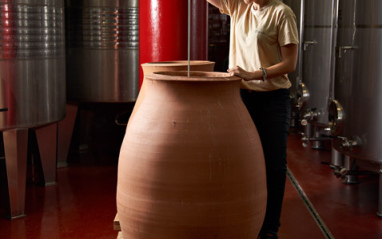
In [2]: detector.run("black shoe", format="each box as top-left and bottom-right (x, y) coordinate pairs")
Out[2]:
(260, 232), (279, 239)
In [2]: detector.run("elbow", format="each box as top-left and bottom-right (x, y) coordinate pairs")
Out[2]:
(290, 63), (297, 73)
(287, 58), (298, 74)
(285, 63), (297, 74)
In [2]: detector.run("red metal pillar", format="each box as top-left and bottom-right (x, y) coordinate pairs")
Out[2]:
(139, 0), (208, 88)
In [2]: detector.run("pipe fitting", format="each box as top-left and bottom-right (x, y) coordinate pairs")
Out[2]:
(300, 134), (332, 148)
(301, 108), (320, 126)
(333, 167), (348, 178)
(340, 136), (363, 151)
(296, 82), (310, 109)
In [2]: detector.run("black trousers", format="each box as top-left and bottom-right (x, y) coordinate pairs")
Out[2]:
(240, 88), (291, 234)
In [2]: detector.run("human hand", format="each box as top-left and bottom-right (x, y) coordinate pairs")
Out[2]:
(227, 66), (262, 81)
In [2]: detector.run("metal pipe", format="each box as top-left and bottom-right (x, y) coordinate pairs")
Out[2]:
(302, 136), (332, 142)
(188, 0), (191, 77)
(331, 145), (344, 167)
(328, 0), (339, 101)
(343, 155), (359, 184)
(297, 0), (305, 85)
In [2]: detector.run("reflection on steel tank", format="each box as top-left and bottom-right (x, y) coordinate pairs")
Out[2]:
(65, 0), (139, 103)
(329, 0), (382, 217)
(0, 0), (66, 130)
(298, 0), (337, 149)
(281, 0), (302, 114)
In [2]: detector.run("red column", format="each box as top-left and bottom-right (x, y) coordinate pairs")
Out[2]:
(139, 0), (208, 88)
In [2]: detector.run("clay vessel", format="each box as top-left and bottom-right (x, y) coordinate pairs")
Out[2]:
(131, 60), (215, 119)
(117, 71), (266, 239)
(141, 60), (215, 75)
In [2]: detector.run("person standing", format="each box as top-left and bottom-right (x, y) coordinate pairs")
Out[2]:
(206, 0), (299, 238)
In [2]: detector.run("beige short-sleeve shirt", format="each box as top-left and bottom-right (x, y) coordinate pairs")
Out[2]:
(219, 0), (299, 91)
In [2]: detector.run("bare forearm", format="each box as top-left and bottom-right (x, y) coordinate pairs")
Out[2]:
(239, 61), (296, 82)
(228, 44), (298, 81)
(262, 60), (296, 80)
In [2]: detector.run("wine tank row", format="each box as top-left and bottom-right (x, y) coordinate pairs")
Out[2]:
(284, 0), (382, 217)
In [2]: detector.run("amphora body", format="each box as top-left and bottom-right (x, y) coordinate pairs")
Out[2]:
(117, 71), (266, 239)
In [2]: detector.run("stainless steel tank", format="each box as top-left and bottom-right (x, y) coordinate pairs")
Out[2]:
(0, 0), (66, 219)
(329, 0), (382, 216)
(0, 0), (66, 130)
(299, 0), (337, 148)
(332, 0), (382, 164)
(302, 0), (334, 123)
(65, 0), (139, 103)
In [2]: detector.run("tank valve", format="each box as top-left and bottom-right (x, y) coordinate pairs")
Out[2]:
(332, 165), (349, 178)
(301, 108), (319, 126)
(340, 136), (362, 151)
(301, 135), (309, 147)
(298, 132), (309, 147)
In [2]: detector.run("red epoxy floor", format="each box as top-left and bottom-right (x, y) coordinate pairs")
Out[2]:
(0, 123), (381, 238)
(284, 131), (382, 239)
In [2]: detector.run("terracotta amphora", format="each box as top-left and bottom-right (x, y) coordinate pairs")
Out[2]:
(131, 60), (215, 119)
(117, 71), (266, 239)
(141, 60), (215, 76)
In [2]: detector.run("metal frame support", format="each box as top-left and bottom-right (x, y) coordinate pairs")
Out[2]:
(3, 128), (28, 219)
(34, 123), (58, 186)
(57, 103), (78, 168)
